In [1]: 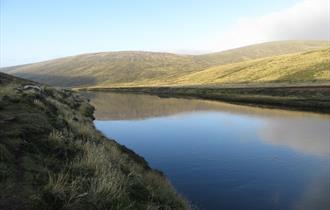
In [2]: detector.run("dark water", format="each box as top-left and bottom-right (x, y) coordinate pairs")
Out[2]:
(85, 92), (330, 210)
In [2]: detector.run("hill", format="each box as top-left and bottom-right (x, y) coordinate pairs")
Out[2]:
(146, 47), (330, 86)
(3, 40), (329, 87)
(0, 72), (188, 209)
(192, 40), (330, 67)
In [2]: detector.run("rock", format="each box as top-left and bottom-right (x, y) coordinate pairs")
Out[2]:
(23, 85), (42, 92)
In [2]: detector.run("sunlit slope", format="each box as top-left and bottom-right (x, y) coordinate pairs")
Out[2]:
(193, 40), (330, 66)
(154, 48), (330, 86)
(4, 40), (329, 87)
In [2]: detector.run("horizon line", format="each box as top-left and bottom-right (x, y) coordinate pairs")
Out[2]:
(1, 39), (329, 68)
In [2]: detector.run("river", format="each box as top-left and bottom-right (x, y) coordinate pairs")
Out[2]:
(84, 91), (330, 210)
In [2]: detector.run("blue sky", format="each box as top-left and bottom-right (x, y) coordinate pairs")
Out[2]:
(0, 0), (328, 67)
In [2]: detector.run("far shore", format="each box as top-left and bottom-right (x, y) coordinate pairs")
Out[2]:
(76, 84), (330, 114)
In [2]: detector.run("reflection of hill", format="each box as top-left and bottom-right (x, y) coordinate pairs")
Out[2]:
(84, 92), (330, 156)
(84, 92), (228, 120)
(83, 92), (330, 121)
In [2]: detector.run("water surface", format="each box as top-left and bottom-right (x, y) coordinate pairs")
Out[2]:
(85, 92), (330, 210)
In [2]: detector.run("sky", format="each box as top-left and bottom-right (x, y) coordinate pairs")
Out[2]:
(0, 0), (329, 67)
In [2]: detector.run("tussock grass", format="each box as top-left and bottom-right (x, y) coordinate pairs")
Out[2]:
(0, 83), (17, 96)
(0, 72), (189, 209)
(0, 143), (13, 161)
(42, 171), (82, 209)
(33, 99), (46, 109)
(49, 130), (65, 142)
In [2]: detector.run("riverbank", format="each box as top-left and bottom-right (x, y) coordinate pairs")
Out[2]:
(78, 85), (330, 114)
(0, 72), (188, 210)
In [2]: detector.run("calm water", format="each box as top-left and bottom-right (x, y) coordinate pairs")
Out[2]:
(85, 92), (330, 210)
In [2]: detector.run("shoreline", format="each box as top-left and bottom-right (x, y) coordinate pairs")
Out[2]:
(0, 72), (189, 209)
(77, 85), (330, 114)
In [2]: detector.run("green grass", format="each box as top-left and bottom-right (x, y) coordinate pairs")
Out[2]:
(0, 72), (189, 210)
(3, 40), (329, 88)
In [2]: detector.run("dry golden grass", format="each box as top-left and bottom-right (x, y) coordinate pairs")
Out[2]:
(161, 48), (330, 86)
(4, 40), (329, 88)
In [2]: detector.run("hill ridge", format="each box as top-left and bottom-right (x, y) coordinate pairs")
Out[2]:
(2, 40), (329, 87)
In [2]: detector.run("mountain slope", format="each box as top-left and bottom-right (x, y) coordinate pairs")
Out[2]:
(0, 72), (188, 209)
(150, 48), (330, 86)
(193, 40), (330, 66)
(3, 40), (329, 87)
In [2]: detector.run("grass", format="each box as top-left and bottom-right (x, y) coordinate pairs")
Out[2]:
(163, 48), (330, 86)
(3, 40), (329, 88)
(0, 72), (189, 210)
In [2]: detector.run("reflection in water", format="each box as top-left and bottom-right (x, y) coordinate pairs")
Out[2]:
(85, 92), (330, 156)
(85, 92), (329, 120)
(260, 119), (330, 156)
(84, 91), (330, 210)
(84, 92), (237, 120)
(294, 175), (330, 210)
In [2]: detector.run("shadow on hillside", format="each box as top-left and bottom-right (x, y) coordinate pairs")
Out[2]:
(13, 73), (97, 87)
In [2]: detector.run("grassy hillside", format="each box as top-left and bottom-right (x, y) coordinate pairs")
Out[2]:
(0, 72), (188, 210)
(6, 52), (206, 87)
(149, 48), (330, 86)
(193, 40), (330, 66)
(3, 40), (329, 87)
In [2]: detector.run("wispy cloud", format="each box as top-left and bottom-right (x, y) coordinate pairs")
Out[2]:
(209, 0), (329, 51)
